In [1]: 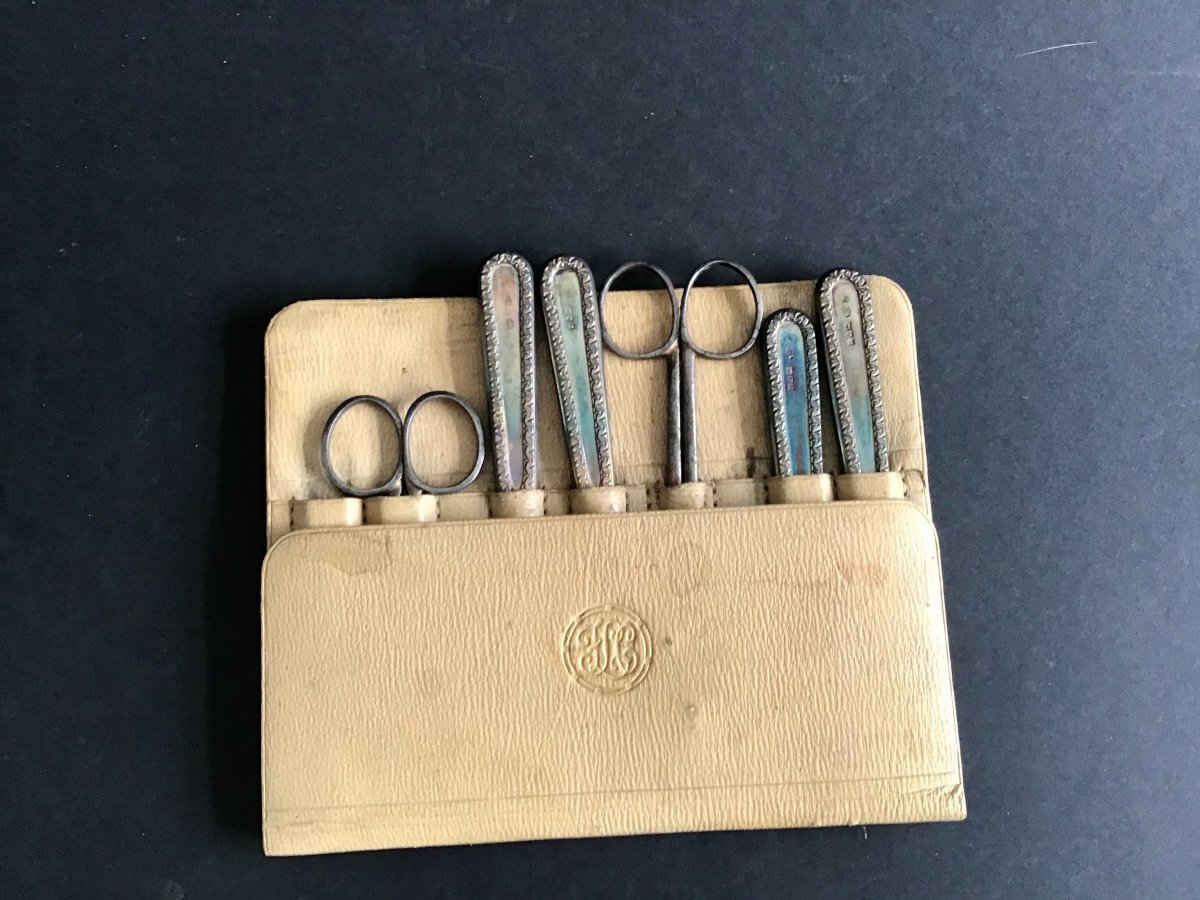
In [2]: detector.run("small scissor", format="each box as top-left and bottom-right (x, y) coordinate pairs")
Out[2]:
(598, 260), (765, 485)
(320, 391), (486, 497)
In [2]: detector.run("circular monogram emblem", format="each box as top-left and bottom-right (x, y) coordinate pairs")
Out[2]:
(562, 604), (652, 694)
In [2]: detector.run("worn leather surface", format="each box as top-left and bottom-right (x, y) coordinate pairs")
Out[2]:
(261, 274), (961, 855)
(262, 502), (963, 855)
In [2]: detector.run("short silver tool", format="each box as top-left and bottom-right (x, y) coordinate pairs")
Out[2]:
(320, 391), (486, 496)
(540, 256), (614, 487)
(479, 252), (539, 490)
(599, 260), (764, 485)
(817, 268), (888, 473)
(762, 308), (823, 476)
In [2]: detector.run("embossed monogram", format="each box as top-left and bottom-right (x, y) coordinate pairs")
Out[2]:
(562, 605), (652, 694)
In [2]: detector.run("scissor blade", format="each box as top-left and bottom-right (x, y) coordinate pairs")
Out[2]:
(817, 269), (889, 473)
(480, 253), (539, 490)
(763, 309), (823, 476)
(541, 257), (613, 488)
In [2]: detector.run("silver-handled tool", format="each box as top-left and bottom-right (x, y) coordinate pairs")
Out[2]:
(817, 268), (888, 473)
(762, 308), (823, 476)
(320, 391), (486, 496)
(479, 252), (539, 490)
(599, 260), (764, 485)
(540, 256), (614, 488)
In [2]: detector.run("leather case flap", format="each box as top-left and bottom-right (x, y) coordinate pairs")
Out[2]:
(261, 501), (963, 855)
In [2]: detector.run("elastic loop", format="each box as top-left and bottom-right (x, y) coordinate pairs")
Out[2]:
(321, 395), (405, 498)
(599, 261), (680, 360)
(402, 390), (486, 495)
(680, 259), (765, 360)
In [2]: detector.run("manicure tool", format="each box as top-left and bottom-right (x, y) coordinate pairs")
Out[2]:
(479, 252), (540, 490)
(320, 391), (486, 496)
(598, 260), (764, 485)
(540, 256), (614, 488)
(762, 308), (823, 476)
(816, 268), (888, 473)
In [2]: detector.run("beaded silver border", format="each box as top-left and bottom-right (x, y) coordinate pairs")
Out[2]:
(479, 252), (539, 490)
(541, 256), (614, 488)
(763, 308), (823, 476)
(817, 268), (889, 473)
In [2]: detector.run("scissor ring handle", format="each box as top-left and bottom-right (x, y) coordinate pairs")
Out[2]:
(598, 261), (681, 360)
(321, 394), (406, 498)
(402, 390), (486, 495)
(680, 259), (765, 360)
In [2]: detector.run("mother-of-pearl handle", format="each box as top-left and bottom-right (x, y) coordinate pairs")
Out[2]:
(480, 252), (539, 490)
(817, 269), (889, 473)
(762, 308), (823, 476)
(541, 256), (614, 488)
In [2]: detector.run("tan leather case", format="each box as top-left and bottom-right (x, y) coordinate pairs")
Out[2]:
(261, 276), (964, 856)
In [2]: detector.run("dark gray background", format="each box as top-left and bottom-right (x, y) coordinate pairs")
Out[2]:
(3, 2), (1197, 897)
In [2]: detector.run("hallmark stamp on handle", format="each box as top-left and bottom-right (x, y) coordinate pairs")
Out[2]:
(562, 604), (653, 694)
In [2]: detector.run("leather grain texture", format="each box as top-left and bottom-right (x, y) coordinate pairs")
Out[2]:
(262, 502), (963, 855)
(261, 274), (962, 855)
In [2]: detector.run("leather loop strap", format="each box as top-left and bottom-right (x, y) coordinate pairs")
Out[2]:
(291, 498), (363, 530)
(570, 486), (627, 515)
(489, 489), (546, 518)
(835, 472), (906, 501)
(436, 493), (490, 522)
(657, 482), (709, 510)
(767, 474), (835, 505)
(713, 478), (761, 508)
(363, 495), (438, 525)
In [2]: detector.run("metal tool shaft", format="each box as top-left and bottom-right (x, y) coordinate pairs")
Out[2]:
(677, 344), (698, 484)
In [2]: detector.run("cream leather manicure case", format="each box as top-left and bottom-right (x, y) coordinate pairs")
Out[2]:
(260, 276), (965, 856)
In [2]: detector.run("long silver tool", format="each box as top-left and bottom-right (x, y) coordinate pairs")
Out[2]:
(599, 260), (764, 485)
(762, 309), (823, 476)
(479, 252), (539, 490)
(817, 268), (888, 473)
(540, 256), (614, 487)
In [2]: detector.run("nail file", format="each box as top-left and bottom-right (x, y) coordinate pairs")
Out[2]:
(541, 256), (613, 488)
(762, 308), (823, 476)
(480, 252), (539, 490)
(817, 268), (889, 473)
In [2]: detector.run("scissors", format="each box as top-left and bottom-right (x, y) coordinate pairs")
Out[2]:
(320, 391), (486, 497)
(598, 260), (765, 486)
